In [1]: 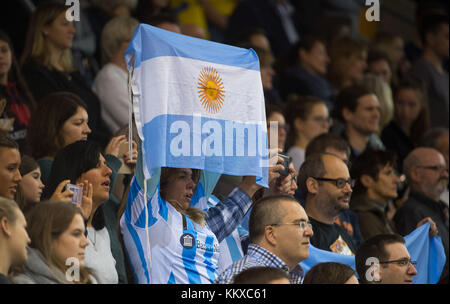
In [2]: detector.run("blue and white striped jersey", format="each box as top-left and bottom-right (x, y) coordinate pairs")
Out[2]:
(120, 167), (222, 284)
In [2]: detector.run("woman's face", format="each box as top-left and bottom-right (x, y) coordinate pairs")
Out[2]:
(296, 103), (331, 142)
(53, 214), (88, 268)
(301, 41), (330, 75)
(42, 11), (75, 51)
(0, 147), (21, 199)
(78, 154), (112, 205)
(0, 39), (12, 81)
(61, 107), (91, 147)
(394, 88), (422, 128)
(19, 167), (44, 204)
(267, 112), (287, 151)
(163, 168), (196, 210)
(368, 165), (401, 201)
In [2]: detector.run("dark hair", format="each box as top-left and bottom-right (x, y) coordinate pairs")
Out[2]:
(0, 30), (37, 111)
(265, 103), (284, 120)
(284, 95), (326, 148)
(420, 127), (449, 148)
(303, 262), (356, 284)
(234, 27), (268, 46)
(15, 155), (40, 214)
(305, 133), (351, 160)
(145, 11), (179, 28)
(355, 234), (405, 284)
(27, 92), (88, 159)
(43, 140), (105, 230)
(288, 35), (326, 66)
(351, 150), (397, 195)
(419, 13), (449, 46)
(333, 84), (373, 122)
(0, 133), (19, 150)
(367, 49), (393, 69)
(298, 153), (327, 197)
(393, 74), (430, 144)
(249, 195), (298, 243)
(233, 266), (289, 284)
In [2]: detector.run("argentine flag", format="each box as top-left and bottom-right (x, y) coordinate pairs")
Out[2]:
(125, 24), (268, 187)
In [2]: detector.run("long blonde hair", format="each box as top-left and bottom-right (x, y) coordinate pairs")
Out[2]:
(21, 2), (73, 73)
(160, 167), (207, 226)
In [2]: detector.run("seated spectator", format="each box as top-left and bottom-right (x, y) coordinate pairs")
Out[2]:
(298, 153), (357, 255)
(355, 234), (417, 284)
(332, 84), (384, 164)
(0, 134), (21, 200)
(303, 262), (358, 284)
(381, 75), (430, 171)
(284, 96), (331, 171)
(367, 49), (393, 85)
(43, 140), (124, 284)
(371, 31), (410, 84)
(0, 31), (36, 152)
(214, 195), (312, 284)
(420, 128), (449, 206)
(232, 266), (290, 284)
(92, 17), (139, 134)
(0, 197), (30, 284)
(266, 104), (288, 152)
(411, 13), (449, 128)
(362, 73), (394, 133)
(303, 133), (364, 248)
(21, 2), (111, 148)
(226, 0), (301, 58)
(280, 36), (334, 107)
(350, 150), (401, 240)
(234, 28), (272, 53)
(27, 92), (128, 187)
(394, 147), (449, 280)
(328, 36), (367, 93)
(12, 201), (96, 284)
(14, 155), (74, 216)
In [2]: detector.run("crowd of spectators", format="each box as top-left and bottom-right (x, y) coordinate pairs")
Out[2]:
(0, 0), (448, 285)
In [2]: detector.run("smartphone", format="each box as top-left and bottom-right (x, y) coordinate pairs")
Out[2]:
(277, 154), (292, 177)
(68, 184), (82, 206)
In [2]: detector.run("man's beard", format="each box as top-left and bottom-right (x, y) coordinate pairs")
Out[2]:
(317, 191), (352, 218)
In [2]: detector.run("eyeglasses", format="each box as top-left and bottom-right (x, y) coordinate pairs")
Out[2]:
(270, 221), (313, 231)
(416, 165), (449, 174)
(312, 177), (356, 189)
(379, 258), (417, 268)
(311, 116), (333, 126)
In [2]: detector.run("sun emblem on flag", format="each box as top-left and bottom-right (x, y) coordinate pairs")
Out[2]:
(197, 66), (225, 113)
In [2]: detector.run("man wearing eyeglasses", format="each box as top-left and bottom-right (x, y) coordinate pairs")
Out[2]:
(214, 195), (313, 284)
(298, 153), (357, 255)
(394, 147), (449, 280)
(355, 234), (418, 284)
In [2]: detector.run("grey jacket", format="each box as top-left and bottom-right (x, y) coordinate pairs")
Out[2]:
(12, 248), (97, 284)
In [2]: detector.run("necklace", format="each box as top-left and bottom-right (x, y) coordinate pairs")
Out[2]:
(88, 229), (97, 251)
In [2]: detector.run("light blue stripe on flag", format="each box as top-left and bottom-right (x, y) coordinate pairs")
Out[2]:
(126, 24), (260, 70)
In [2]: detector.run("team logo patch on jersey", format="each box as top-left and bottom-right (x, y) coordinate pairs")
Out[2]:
(180, 233), (195, 249)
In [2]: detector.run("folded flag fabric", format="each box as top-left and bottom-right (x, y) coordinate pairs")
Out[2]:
(300, 222), (446, 284)
(125, 24), (268, 187)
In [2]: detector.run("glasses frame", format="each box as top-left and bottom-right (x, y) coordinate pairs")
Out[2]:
(269, 221), (313, 231)
(312, 177), (356, 189)
(379, 258), (417, 268)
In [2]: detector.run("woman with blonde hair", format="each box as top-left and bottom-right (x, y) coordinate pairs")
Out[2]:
(21, 2), (111, 148)
(363, 73), (394, 133)
(12, 201), (96, 284)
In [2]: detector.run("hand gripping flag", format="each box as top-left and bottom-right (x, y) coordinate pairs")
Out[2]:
(125, 24), (269, 187)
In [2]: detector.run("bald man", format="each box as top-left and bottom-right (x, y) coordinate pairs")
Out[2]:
(394, 147), (449, 280)
(299, 153), (357, 255)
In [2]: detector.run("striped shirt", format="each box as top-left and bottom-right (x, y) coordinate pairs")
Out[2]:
(120, 171), (253, 284)
(214, 243), (305, 284)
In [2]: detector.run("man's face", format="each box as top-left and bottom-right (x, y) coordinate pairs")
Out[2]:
(274, 201), (313, 267)
(345, 94), (381, 136)
(380, 243), (417, 284)
(316, 156), (353, 215)
(429, 24), (449, 60)
(414, 151), (449, 200)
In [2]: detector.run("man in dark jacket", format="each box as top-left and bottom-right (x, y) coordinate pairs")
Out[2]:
(394, 147), (449, 280)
